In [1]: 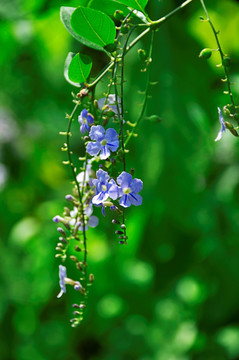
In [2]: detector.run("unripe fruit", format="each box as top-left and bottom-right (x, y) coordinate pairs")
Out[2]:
(199, 48), (212, 59)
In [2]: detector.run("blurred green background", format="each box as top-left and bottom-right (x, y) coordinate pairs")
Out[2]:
(1, 0), (239, 359)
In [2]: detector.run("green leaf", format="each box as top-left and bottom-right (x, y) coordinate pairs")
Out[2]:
(112, 0), (148, 13)
(87, 0), (128, 16)
(64, 52), (92, 87)
(60, 6), (109, 52)
(71, 7), (116, 49)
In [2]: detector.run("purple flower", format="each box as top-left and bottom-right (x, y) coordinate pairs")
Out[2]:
(78, 109), (94, 134)
(69, 205), (99, 230)
(109, 171), (143, 208)
(92, 169), (117, 205)
(76, 161), (93, 187)
(215, 107), (226, 142)
(57, 265), (83, 298)
(57, 265), (67, 298)
(86, 125), (119, 160)
(98, 94), (121, 115)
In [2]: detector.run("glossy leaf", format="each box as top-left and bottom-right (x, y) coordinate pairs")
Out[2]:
(60, 6), (109, 52)
(87, 0), (147, 23)
(112, 0), (148, 13)
(71, 7), (116, 49)
(87, 0), (128, 16)
(64, 52), (92, 87)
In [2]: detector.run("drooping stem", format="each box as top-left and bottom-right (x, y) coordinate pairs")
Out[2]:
(65, 101), (88, 296)
(199, 0), (237, 120)
(125, 30), (155, 148)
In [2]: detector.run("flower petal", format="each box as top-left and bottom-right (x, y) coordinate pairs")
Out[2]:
(86, 141), (101, 157)
(95, 169), (110, 183)
(108, 183), (120, 200)
(87, 114), (94, 124)
(97, 97), (106, 111)
(81, 108), (88, 118)
(92, 191), (109, 205)
(119, 194), (131, 208)
(84, 204), (93, 217)
(215, 107), (226, 142)
(80, 124), (86, 134)
(107, 140), (119, 152)
(105, 128), (118, 141)
(89, 125), (105, 141)
(100, 145), (111, 160)
(58, 265), (67, 298)
(117, 171), (132, 188)
(131, 178), (143, 193)
(129, 192), (142, 206)
(88, 215), (99, 228)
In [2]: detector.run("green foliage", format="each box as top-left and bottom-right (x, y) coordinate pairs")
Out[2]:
(1, 0), (239, 359)
(88, 0), (128, 16)
(65, 52), (92, 85)
(70, 6), (116, 50)
(113, 0), (148, 13)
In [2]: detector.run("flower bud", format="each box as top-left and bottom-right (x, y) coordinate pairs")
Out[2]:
(57, 227), (66, 237)
(103, 201), (113, 207)
(76, 262), (83, 271)
(75, 245), (81, 252)
(114, 10), (124, 21)
(63, 207), (71, 216)
(199, 48), (212, 59)
(121, 25), (129, 34)
(138, 49), (147, 61)
(73, 311), (81, 315)
(53, 215), (61, 223)
(89, 273), (94, 283)
(77, 88), (88, 99)
(225, 121), (239, 137)
(65, 194), (74, 202)
(72, 304), (81, 308)
(112, 219), (120, 224)
(222, 57), (231, 67)
(59, 236), (67, 244)
(70, 255), (78, 262)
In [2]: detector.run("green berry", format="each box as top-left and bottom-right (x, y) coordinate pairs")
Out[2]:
(199, 48), (212, 59)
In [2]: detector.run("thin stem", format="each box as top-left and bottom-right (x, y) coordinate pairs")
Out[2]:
(66, 101), (88, 297)
(126, 0), (194, 52)
(199, 0), (237, 118)
(125, 30), (155, 148)
(88, 61), (114, 88)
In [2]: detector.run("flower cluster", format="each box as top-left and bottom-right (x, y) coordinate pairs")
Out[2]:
(54, 94), (143, 326)
(92, 169), (143, 208)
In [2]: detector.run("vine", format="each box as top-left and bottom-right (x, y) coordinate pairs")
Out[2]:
(52, 0), (238, 326)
